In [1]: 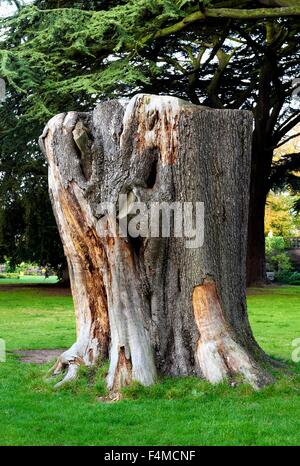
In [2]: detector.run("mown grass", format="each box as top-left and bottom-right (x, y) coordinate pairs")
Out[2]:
(0, 280), (299, 446)
(0, 275), (58, 285)
(248, 286), (300, 360)
(0, 282), (74, 350)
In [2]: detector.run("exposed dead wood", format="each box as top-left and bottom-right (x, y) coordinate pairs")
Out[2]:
(40, 94), (271, 391)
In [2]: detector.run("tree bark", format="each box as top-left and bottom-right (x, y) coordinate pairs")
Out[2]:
(246, 143), (270, 286)
(40, 94), (271, 391)
(246, 58), (275, 288)
(246, 187), (267, 287)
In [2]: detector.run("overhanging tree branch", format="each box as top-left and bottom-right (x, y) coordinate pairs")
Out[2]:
(206, 6), (300, 19)
(274, 131), (300, 149)
(273, 113), (300, 145)
(141, 6), (300, 44)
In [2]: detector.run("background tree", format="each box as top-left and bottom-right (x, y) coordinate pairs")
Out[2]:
(0, 90), (65, 271)
(0, 0), (300, 283)
(265, 235), (292, 272)
(265, 191), (300, 236)
(270, 123), (300, 210)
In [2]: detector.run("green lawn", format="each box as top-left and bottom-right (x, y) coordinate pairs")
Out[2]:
(0, 275), (58, 285)
(0, 280), (299, 446)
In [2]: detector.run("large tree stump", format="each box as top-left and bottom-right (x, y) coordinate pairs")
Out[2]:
(40, 94), (271, 390)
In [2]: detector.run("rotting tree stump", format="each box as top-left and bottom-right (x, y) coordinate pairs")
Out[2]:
(40, 94), (271, 391)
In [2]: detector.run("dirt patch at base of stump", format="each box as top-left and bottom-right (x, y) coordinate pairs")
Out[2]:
(14, 349), (65, 364)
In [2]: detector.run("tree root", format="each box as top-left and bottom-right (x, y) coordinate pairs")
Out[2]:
(196, 335), (270, 389)
(48, 346), (83, 388)
(193, 280), (272, 389)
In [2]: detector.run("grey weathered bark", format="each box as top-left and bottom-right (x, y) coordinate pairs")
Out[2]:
(40, 94), (271, 391)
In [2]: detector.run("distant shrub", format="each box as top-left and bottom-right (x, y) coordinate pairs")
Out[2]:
(266, 236), (292, 272)
(0, 273), (19, 279)
(275, 271), (300, 284)
(15, 262), (39, 274)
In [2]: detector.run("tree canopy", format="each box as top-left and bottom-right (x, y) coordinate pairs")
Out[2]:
(0, 0), (300, 274)
(265, 191), (300, 236)
(1, 1), (300, 120)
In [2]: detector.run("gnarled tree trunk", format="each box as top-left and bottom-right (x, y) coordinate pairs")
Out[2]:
(40, 94), (271, 391)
